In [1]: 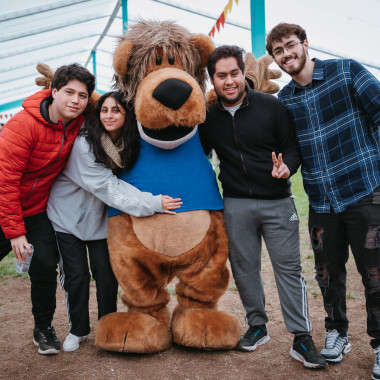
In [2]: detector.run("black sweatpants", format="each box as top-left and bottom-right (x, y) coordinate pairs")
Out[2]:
(55, 232), (118, 336)
(0, 211), (59, 329)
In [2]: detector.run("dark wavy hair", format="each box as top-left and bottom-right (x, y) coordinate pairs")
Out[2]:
(207, 45), (245, 81)
(51, 63), (95, 96)
(80, 92), (140, 171)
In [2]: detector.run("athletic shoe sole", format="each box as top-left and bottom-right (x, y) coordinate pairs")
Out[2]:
(289, 348), (327, 369)
(322, 342), (351, 363)
(237, 335), (271, 352)
(33, 338), (60, 355)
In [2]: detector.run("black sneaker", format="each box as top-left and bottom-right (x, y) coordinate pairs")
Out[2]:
(236, 325), (270, 351)
(33, 326), (60, 355)
(290, 334), (327, 369)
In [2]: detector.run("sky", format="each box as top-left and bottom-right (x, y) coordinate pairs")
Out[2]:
(1, 0), (379, 119)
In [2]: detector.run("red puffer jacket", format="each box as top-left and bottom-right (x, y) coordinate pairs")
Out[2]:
(0, 89), (84, 239)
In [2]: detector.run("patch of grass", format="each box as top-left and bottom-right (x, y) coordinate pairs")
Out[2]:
(310, 288), (322, 297)
(290, 169), (308, 220)
(228, 286), (237, 291)
(0, 252), (28, 278)
(167, 287), (175, 296)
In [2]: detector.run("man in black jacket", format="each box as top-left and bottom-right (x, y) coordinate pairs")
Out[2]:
(199, 45), (326, 369)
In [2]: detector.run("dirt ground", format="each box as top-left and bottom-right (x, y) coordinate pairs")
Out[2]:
(0, 225), (374, 380)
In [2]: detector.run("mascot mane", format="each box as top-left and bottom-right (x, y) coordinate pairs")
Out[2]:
(114, 19), (207, 103)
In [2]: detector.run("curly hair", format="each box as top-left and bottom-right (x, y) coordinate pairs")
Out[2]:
(80, 92), (140, 171)
(51, 63), (95, 97)
(266, 23), (307, 57)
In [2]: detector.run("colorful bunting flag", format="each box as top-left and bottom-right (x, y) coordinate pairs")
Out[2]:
(209, 0), (238, 37)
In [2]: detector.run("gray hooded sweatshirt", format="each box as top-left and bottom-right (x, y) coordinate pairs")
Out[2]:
(47, 135), (162, 241)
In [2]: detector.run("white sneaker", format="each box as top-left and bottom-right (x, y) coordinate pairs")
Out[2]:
(63, 333), (87, 352)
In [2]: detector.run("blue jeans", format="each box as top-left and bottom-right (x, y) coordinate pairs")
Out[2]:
(224, 196), (312, 334)
(309, 187), (380, 348)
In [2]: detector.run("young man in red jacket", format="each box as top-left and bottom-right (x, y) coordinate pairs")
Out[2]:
(0, 64), (95, 355)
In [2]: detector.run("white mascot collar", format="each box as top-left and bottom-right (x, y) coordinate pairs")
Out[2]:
(137, 122), (198, 150)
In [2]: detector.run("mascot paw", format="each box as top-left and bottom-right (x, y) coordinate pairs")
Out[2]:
(171, 307), (240, 350)
(95, 311), (172, 353)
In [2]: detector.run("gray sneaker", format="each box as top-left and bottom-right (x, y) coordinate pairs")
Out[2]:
(372, 345), (380, 380)
(320, 329), (351, 363)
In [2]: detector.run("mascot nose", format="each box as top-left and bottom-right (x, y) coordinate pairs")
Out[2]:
(153, 78), (193, 110)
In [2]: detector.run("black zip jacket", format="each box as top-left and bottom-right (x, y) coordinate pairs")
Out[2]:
(199, 87), (302, 199)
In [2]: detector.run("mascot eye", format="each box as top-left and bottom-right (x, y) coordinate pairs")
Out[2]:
(168, 56), (175, 65)
(156, 56), (162, 65)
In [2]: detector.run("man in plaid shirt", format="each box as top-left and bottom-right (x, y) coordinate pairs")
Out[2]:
(266, 23), (380, 379)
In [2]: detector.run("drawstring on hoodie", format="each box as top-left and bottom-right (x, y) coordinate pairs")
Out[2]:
(58, 118), (68, 140)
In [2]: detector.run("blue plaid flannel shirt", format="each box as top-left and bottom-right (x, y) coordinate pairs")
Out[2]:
(279, 58), (380, 213)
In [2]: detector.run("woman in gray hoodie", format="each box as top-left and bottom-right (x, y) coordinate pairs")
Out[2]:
(47, 92), (181, 352)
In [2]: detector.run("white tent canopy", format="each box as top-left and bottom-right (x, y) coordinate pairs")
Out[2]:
(1, 0), (379, 121)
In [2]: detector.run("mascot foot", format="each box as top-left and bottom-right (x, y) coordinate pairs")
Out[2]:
(95, 309), (172, 353)
(171, 307), (240, 350)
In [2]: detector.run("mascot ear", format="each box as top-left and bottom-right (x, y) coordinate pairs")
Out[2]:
(113, 39), (134, 78)
(190, 34), (215, 68)
(244, 52), (282, 94)
(35, 63), (55, 89)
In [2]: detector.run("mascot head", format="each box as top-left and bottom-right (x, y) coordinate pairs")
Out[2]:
(113, 20), (214, 134)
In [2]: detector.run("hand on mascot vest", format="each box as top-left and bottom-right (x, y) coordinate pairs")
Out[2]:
(206, 52), (282, 109)
(34, 63), (101, 106)
(161, 196), (183, 215)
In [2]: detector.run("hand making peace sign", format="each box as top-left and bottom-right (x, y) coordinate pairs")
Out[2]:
(271, 152), (290, 179)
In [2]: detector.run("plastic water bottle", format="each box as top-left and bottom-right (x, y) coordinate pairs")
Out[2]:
(15, 244), (34, 274)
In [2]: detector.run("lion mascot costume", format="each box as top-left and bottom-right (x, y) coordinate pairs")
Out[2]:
(95, 19), (242, 353)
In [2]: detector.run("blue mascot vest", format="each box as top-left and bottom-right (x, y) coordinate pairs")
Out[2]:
(109, 130), (223, 217)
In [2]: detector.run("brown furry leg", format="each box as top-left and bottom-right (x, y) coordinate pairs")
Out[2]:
(96, 307), (171, 353)
(96, 214), (172, 353)
(172, 211), (241, 349)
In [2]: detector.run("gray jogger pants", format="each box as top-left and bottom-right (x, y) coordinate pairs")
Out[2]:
(224, 196), (312, 334)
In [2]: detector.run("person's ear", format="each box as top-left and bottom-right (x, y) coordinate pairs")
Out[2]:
(303, 39), (309, 49)
(51, 88), (57, 99)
